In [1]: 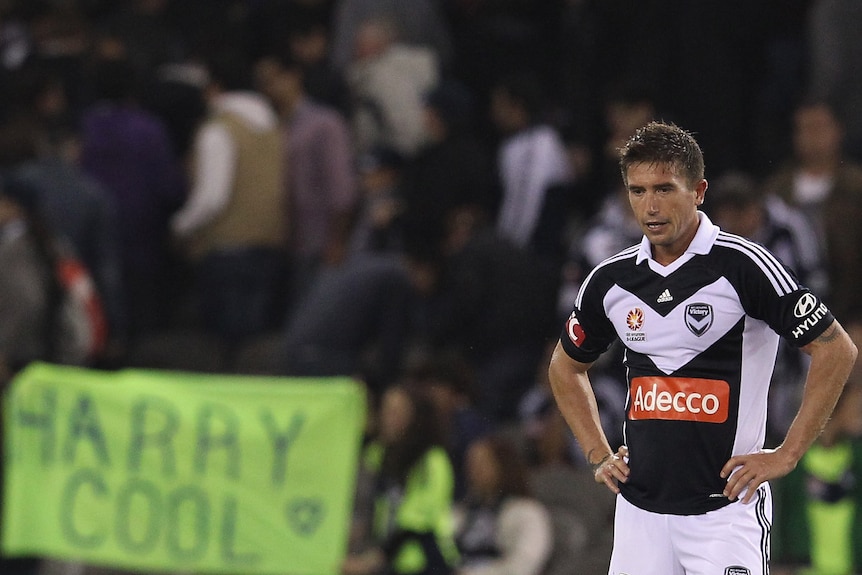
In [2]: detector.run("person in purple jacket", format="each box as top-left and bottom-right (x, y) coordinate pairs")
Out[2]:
(78, 53), (185, 346)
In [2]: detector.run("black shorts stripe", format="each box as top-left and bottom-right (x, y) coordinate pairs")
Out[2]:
(755, 486), (771, 574)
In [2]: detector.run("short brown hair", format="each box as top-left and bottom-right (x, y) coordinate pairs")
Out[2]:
(619, 121), (705, 187)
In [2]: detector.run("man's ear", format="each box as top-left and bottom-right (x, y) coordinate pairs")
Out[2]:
(695, 178), (708, 205)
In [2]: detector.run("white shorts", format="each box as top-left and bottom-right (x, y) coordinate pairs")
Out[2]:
(608, 485), (772, 575)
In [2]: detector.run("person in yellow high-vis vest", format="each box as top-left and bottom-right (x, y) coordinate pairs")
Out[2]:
(774, 384), (862, 574)
(343, 384), (458, 575)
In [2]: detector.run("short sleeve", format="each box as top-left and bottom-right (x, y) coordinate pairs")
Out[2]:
(766, 289), (835, 348)
(559, 273), (617, 363)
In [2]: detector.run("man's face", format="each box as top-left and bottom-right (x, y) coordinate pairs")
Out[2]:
(625, 161), (706, 264)
(793, 104), (842, 163)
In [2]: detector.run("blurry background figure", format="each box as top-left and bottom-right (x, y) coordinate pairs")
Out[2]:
(0, 169), (52, 388)
(329, 0), (453, 75)
(453, 434), (553, 575)
(773, 382), (862, 574)
(556, 183), (642, 324)
(344, 384), (458, 575)
(762, 100), (862, 400)
(398, 78), (496, 255)
(706, 170), (826, 446)
(275, 252), (415, 393)
(593, 83), (658, 208)
(170, 49), (287, 351)
(7, 61), (125, 364)
(808, 0), (862, 162)
(707, 170), (825, 292)
(92, 0), (187, 90)
(490, 71), (574, 256)
(288, 13), (351, 115)
(405, 351), (493, 501)
(346, 17), (440, 158)
(518, 341), (622, 470)
(254, 49), (358, 312)
(78, 51), (185, 348)
(347, 145), (405, 255)
(143, 58), (208, 164)
(0, 174), (44, 575)
(763, 100), (862, 326)
(404, 210), (558, 424)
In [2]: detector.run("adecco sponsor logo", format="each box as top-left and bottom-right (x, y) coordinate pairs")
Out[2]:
(629, 376), (730, 423)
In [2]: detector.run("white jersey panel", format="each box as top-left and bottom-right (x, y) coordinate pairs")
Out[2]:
(733, 316), (780, 456)
(603, 277), (746, 375)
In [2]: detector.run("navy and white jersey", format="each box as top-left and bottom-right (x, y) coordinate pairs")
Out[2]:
(559, 212), (834, 515)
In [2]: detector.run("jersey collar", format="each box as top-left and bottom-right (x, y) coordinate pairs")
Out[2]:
(636, 211), (720, 266)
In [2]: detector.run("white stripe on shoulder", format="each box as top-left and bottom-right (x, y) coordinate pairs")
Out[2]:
(715, 232), (798, 295)
(575, 245), (639, 308)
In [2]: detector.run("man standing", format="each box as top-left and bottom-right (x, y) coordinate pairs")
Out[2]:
(548, 121), (857, 574)
(253, 51), (358, 309)
(170, 51), (286, 349)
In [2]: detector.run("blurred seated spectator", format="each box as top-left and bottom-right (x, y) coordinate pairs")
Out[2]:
(808, 0), (862, 163)
(405, 351), (493, 500)
(708, 169), (827, 295)
(772, 382), (862, 574)
(556, 184), (643, 323)
(591, 83), (658, 212)
(453, 434), (552, 575)
(343, 384), (458, 575)
(0, 119), (108, 377)
(518, 341), (625, 469)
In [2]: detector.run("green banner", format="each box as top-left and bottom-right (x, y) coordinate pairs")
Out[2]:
(2, 362), (366, 575)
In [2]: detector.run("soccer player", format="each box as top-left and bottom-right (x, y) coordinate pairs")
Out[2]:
(548, 121), (858, 574)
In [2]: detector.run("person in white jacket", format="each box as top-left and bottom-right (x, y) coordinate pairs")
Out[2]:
(453, 435), (553, 575)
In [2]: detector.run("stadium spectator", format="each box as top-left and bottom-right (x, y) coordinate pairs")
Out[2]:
(808, 0), (862, 162)
(762, 100), (862, 366)
(329, 0), (453, 74)
(490, 71), (573, 254)
(345, 17), (439, 158)
(453, 434), (553, 575)
(170, 49), (287, 349)
(253, 50), (359, 311)
(398, 79), (497, 256)
(78, 53), (185, 345)
(343, 383), (458, 575)
(404, 209), (558, 423)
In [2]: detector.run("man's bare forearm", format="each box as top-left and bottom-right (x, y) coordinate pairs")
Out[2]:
(548, 342), (614, 466)
(779, 320), (858, 462)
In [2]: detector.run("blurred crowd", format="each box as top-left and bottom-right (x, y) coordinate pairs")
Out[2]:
(3, 1), (862, 574)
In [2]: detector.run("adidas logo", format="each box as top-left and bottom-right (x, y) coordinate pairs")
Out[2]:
(657, 289), (673, 303)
